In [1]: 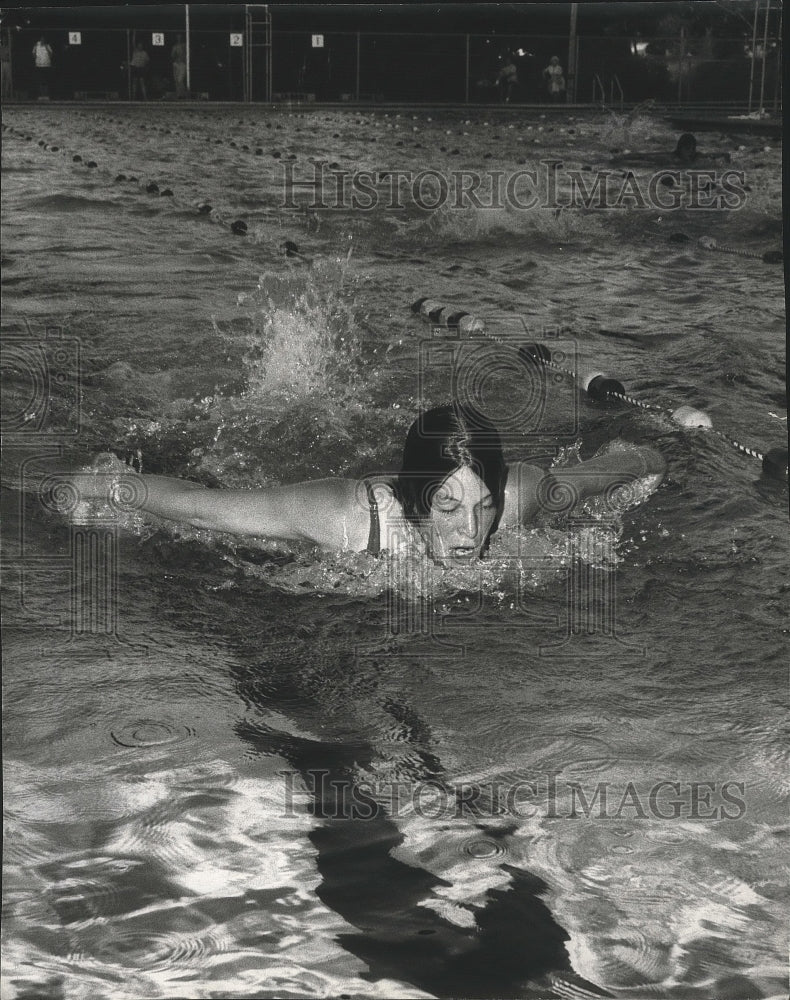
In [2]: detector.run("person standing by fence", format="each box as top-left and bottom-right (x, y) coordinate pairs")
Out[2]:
(171, 34), (187, 98)
(542, 55), (565, 102)
(130, 41), (150, 100)
(496, 53), (518, 103)
(32, 35), (53, 99)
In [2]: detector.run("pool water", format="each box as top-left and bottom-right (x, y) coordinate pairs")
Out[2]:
(1, 104), (787, 1000)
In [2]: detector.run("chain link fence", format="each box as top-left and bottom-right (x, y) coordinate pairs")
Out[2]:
(4, 25), (781, 107)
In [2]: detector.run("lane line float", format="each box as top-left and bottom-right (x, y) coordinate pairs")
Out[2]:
(409, 298), (787, 480)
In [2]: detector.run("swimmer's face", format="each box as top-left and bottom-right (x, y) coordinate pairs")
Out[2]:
(423, 466), (497, 566)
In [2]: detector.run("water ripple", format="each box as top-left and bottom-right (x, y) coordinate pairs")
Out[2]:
(43, 855), (147, 924)
(110, 719), (196, 748)
(462, 837), (507, 860)
(595, 927), (671, 987)
(86, 927), (230, 970)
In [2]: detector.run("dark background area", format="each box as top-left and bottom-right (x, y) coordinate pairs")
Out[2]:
(0, 3), (781, 104)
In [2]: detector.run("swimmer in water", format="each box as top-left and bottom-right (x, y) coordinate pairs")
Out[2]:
(62, 402), (665, 568)
(610, 131), (731, 168)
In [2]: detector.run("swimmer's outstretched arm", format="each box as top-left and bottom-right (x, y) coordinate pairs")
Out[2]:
(140, 476), (368, 549)
(52, 455), (369, 549)
(504, 443), (666, 525)
(136, 474), (366, 547)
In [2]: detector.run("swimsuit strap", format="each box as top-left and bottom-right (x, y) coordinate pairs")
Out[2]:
(365, 479), (381, 556)
(365, 480), (381, 556)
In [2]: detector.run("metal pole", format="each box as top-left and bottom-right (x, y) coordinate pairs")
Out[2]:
(126, 29), (131, 99)
(185, 3), (191, 95)
(567, 2), (577, 104)
(748, 0), (759, 111)
(465, 33), (469, 103)
(758, 0), (771, 111)
(678, 26), (684, 102)
(355, 31), (360, 100)
(243, 6), (248, 102)
(267, 5), (272, 102)
(773, 4), (782, 110)
(574, 33), (579, 103)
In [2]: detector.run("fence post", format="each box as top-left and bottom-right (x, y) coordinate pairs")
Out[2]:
(185, 3), (191, 95)
(9, 29), (13, 99)
(678, 26), (684, 102)
(748, 0), (759, 111)
(758, 0), (771, 111)
(773, 3), (782, 109)
(567, 2), (577, 103)
(355, 31), (360, 100)
(465, 33), (469, 103)
(126, 29), (131, 100)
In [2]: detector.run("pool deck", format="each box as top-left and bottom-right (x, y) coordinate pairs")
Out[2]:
(667, 115), (782, 138)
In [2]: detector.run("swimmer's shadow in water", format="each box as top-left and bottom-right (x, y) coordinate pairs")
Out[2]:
(320, 848), (613, 1000)
(236, 717), (611, 1000)
(226, 600), (610, 999)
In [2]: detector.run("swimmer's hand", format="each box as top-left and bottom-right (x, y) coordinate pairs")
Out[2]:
(33, 452), (150, 520)
(68, 452), (134, 499)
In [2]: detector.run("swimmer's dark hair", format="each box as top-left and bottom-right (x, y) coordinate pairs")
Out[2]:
(397, 402), (507, 551)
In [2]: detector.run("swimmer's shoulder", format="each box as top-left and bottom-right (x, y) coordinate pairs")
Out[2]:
(359, 474), (410, 553)
(503, 461), (545, 526)
(322, 475), (405, 552)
